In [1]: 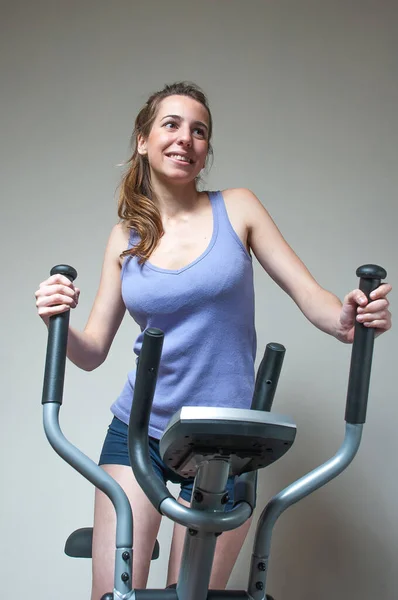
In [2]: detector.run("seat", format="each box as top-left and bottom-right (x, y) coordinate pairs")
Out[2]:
(64, 527), (160, 560)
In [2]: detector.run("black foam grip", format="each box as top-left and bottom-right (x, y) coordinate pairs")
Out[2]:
(128, 328), (173, 511)
(345, 264), (387, 424)
(134, 591), (177, 600)
(134, 591), (250, 599)
(251, 343), (286, 411)
(41, 265), (77, 405)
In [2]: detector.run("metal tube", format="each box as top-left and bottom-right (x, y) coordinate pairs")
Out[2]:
(177, 460), (231, 600)
(251, 343), (286, 412)
(248, 423), (363, 599)
(159, 497), (252, 532)
(43, 403), (133, 596)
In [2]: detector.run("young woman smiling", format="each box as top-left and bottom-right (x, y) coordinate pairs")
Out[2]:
(35, 82), (392, 598)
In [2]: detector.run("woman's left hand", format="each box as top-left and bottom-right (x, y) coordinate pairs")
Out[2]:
(337, 283), (392, 343)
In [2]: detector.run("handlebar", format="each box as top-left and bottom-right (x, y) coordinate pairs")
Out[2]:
(127, 328), (172, 509)
(127, 328), (252, 529)
(345, 264), (387, 424)
(41, 264), (78, 405)
(128, 329), (286, 525)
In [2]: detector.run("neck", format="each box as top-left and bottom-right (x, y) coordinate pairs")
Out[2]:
(150, 174), (201, 218)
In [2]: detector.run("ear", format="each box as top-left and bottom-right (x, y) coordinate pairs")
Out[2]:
(137, 134), (148, 155)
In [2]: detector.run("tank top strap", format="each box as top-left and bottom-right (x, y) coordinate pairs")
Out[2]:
(209, 190), (249, 256)
(127, 228), (139, 250)
(208, 190), (224, 219)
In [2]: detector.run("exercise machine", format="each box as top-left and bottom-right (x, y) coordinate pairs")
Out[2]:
(41, 264), (386, 599)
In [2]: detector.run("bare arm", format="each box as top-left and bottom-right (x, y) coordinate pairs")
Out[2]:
(227, 188), (391, 342)
(35, 224), (128, 370)
(248, 196), (343, 337)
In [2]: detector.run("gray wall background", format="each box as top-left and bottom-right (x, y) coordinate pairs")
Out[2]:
(1, 1), (397, 598)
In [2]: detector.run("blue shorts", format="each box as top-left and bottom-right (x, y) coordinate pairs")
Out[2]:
(99, 416), (237, 510)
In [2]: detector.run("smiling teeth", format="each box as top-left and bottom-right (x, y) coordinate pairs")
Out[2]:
(169, 154), (191, 163)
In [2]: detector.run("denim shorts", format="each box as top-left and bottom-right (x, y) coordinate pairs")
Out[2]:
(99, 416), (237, 510)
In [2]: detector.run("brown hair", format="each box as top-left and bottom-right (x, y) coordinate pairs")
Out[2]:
(118, 81), (213, 263)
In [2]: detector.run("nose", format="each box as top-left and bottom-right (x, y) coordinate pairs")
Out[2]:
(177, 125), (192, 147)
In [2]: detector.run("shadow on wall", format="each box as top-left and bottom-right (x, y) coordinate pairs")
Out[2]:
(271, 500), (393, 600)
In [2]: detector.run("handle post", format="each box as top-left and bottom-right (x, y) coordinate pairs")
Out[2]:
(251, 343), (286, 411)
(345, 264), (387, 424)
(128, 328), (173, 510)
(41, 264), (77, 405)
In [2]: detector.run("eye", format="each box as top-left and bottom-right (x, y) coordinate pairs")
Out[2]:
(193, 127), (206, 139)
(164, 121), (178, 130)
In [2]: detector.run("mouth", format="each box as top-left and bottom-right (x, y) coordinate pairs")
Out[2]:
(165, 153), (194, 165)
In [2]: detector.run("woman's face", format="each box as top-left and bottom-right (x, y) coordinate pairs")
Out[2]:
(138, 95), (210, 185)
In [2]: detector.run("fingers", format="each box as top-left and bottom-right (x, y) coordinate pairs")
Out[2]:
(343, 282), (392, 337)
(35, 273), (80, 320)
(36, 284), (79, 305)
(357, 298), (389, 315)
(345, 283), (392, 307)
(344, 289), (368, 308)
(37, 303), (73, 318)
(37, 273), (77, 291)
(369, 282), (392, 301)
(356, 296), (391, 333)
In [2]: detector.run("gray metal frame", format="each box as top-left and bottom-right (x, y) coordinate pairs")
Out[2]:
(44, 402), (363, 600)
(248, 423), (363, 600)
(175, 459), (231, 600)
(42, 263), (384, 600)
(43, 403), (135, 599)
(43, 403), (255, 599)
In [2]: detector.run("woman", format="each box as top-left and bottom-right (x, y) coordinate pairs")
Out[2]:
(35, 82), (391, 597)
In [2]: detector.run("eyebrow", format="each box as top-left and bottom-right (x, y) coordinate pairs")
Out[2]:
(160, 114), (209, 131)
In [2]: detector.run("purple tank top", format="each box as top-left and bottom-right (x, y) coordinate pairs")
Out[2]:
(111, 190), (256, 439)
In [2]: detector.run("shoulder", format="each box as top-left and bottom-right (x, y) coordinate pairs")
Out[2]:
(222, 188), (263, 208)
(108, 222), (130, 246)
(221, 188), (270, 225)
(105, 222), (131, 265)
(221, 187), (255, 200)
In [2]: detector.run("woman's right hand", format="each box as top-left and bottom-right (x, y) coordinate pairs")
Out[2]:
(35, 274), (81, 326)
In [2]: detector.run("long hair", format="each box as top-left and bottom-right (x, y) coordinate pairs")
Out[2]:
(118, 82), (213, 263)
